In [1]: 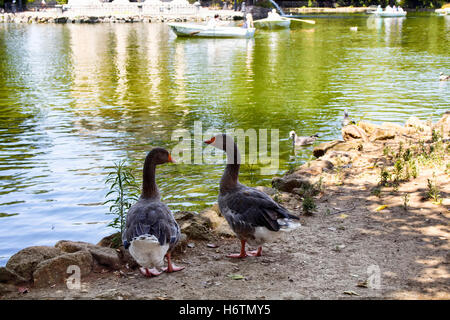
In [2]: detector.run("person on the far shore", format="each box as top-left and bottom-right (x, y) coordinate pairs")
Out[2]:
(41, 0), (46, 11)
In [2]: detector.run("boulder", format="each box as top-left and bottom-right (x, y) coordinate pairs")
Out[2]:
(0, 283), (16, 295)
(321, 151), (358, 166)
(175, 211), (213, 240)
(370, 127), (396, 141)
(6, 246), (62, 281)
(358, 121), (381, 135)
(89, 246), (121, 270)
(97, 232), (121, 248)
(199, 204), (223, 229)
(296, 159), (334, 175)
(0, 267), (27, 285)
(380, 122), (413, 134)
(199, 204), (234, 238)
(405, 116), (431, 133)
(55, 240), (121, 270)
(33, 251), (93, 288)
(433, 112), (450, 138)
(272, 175), (313, 193)
(342, 125), (369, 141)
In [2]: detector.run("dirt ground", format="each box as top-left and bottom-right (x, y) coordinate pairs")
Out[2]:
(3, 137), (449, 300)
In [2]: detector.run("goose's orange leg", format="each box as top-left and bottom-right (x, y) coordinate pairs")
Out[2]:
(227, 239), (248, 258)
(140, 267), (162, 277)
(164, 253), (185, 273)
(247, 246), (263, 257)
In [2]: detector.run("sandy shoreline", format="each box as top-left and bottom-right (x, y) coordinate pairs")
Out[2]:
(0, 112), (449, 300)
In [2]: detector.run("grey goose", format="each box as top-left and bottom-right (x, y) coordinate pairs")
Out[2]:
(122, 147), (184, 277)
(205, 134), (300, 258)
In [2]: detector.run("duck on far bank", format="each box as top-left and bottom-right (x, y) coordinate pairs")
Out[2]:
(439, 72), (450, 81)
(204, 134), (300, 258)
(122, 147), (184, 277)
(289, 131), (319, 146)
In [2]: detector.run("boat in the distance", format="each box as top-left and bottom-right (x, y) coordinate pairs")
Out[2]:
(254, 9), (291, 29)
(435, 7), (450, 15)
(368, 5), (407, 17)
(168, 23), (255, 38)
(253, 17), (291, 29)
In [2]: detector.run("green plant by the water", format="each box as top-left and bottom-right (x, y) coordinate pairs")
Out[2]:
(104, 160), (140, 243)
(302, 195), (316, 215)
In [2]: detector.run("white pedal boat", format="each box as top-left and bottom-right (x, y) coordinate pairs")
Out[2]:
(373, 11), (407, 17)
(168, 23), (256, 38)
(253, 17), (291, 29)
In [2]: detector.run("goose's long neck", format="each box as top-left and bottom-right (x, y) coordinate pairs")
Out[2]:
(142, 153), (160, 199)
(220, 142), (241, 193)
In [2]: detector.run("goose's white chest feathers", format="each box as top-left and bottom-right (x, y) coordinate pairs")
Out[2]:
(129, 234), (169, 269)
(249, 219), (301, 246)
(249, 227), (281, 246)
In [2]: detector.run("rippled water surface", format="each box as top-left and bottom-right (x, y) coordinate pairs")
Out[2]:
(0, 14), (449, 264)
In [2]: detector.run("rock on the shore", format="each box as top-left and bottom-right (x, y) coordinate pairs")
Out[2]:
(433, 111), (450, 137)
(297, 159), (334, 175)
(370, 127), (396, 141)
(5, 246), (63, 281)
(0, 283), (17, 295)
(32, 251), (93, 288)
(405, 116), (431, 132)
(313, 140), (342, 158)
(342, 125), (369, 141)
(175, 211), (213, 241)
(313, 140), (362, 158)
(0, 267), (27, 285)
(96, 232), (121, 248)
(272, 175), (313, 193)
(55, 240), (121, 270)
(199, 204), (234, 238)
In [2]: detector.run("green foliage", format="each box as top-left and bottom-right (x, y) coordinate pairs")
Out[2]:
(371, 186), (382, 198)
(302, 195), (316, 215)
(104, 160), (140, 236)
(255, 0), (275, 9)
(426, 173), (442, 204)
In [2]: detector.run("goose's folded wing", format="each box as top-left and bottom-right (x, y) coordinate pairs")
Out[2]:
(224, 187), (297, 232)
(123, 203), (179, 248)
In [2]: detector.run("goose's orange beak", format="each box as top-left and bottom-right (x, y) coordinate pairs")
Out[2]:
(168, 154), (175, 163)
(204, 136), (215, 145)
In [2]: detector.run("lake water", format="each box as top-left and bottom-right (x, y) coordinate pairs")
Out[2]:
(0, 14), (448, 265)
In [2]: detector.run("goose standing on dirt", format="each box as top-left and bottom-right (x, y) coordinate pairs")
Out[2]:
(204, 134), (300, 258)
(439, 72), (450, 81)
(289, 131), (319, 147)
(122, 147), (184, 277)
(342, 108), (356, 127)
